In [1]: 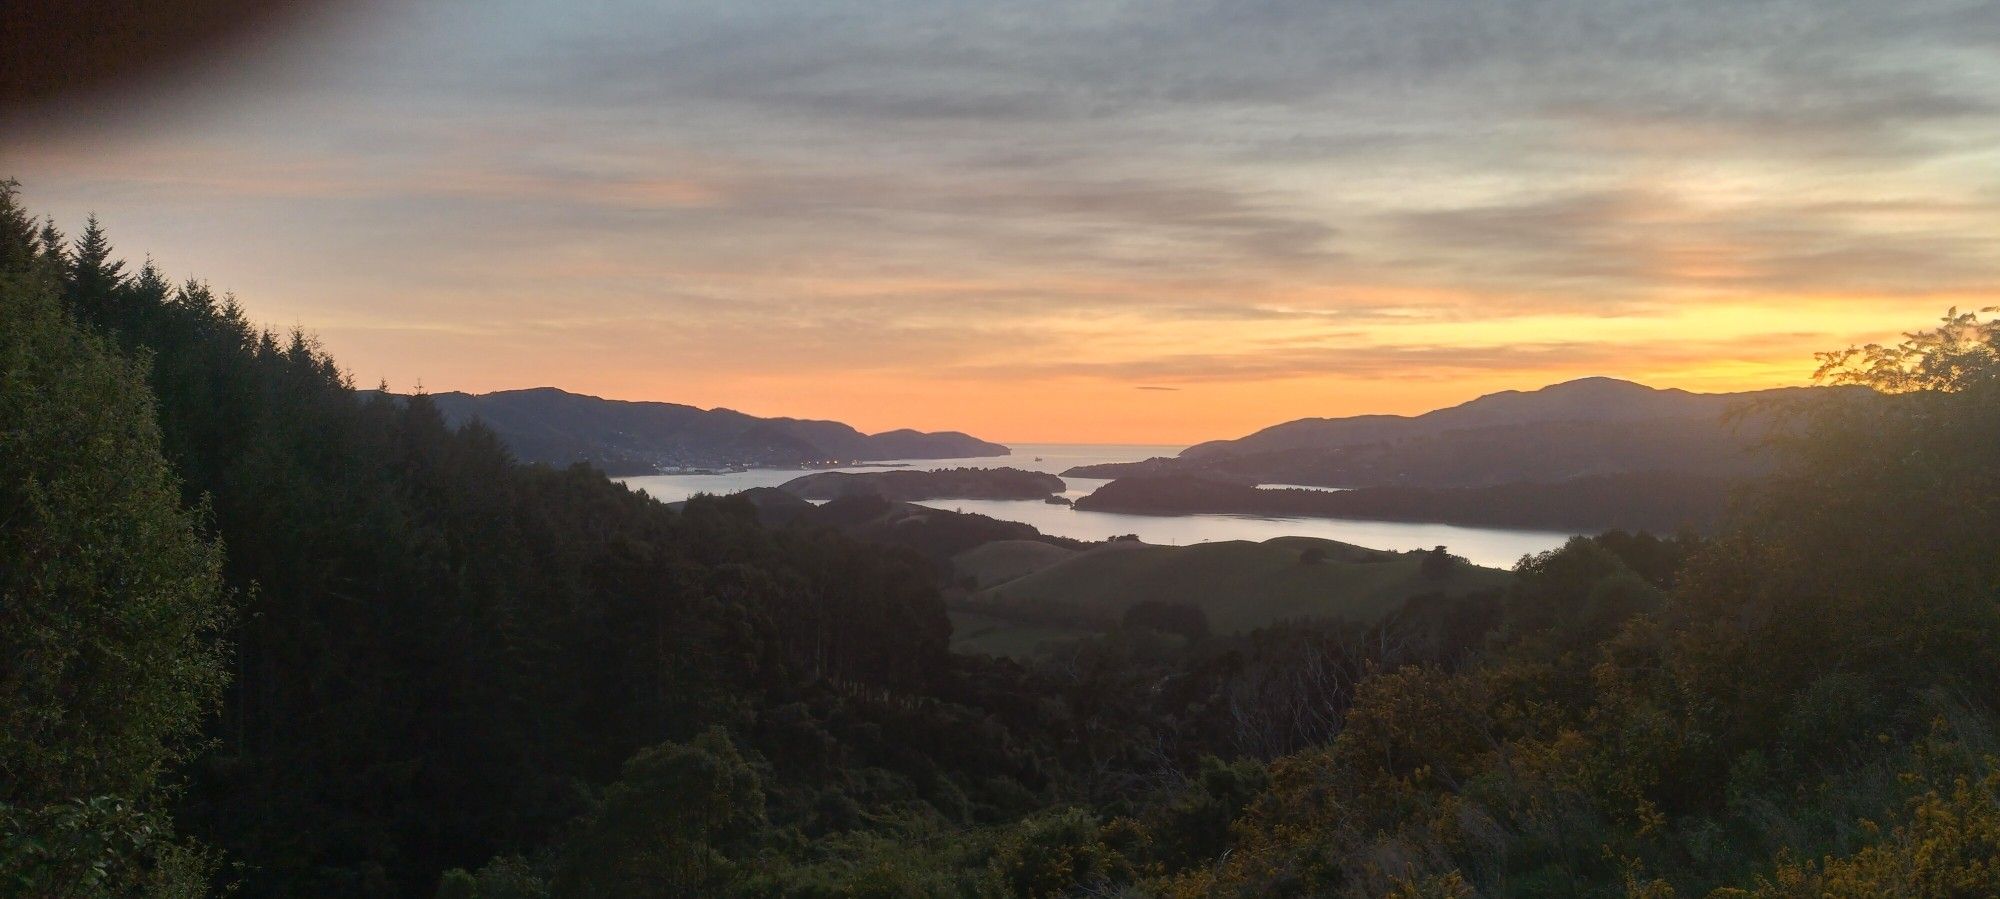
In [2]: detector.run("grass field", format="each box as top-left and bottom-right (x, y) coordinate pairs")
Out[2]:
(951, 539), (1080, 589)
(948, 536), (1513, 657)
(947, 609), (1096, 658)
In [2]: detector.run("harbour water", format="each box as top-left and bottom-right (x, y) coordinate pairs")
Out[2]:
(618, 443), (1573, 569)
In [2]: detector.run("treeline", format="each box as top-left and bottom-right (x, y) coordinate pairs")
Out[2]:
(7, 177), (2000, 897)
(1076, 470), (1734, 534)
(0, 185), (1021, 896)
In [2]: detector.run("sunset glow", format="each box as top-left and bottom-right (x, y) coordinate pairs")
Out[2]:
(5, 0), (1993, 442)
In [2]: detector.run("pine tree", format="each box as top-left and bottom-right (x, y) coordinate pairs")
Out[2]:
(0, 180), (37, 272)
(67, 214), (126, 325)
(0, 188), (232, 897)
(134, 255), (169, 300)
(37, 219), (66, 270)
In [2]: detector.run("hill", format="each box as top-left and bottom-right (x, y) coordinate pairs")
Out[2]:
(1065, 377), (1830, 488)
(949, 536), (1512, 657)
(779, 467), (1064, 501)
(389, 386), (1007, 474)
(1184, 376), (1810, 459)
(951, 539), (1080, 590)
(692, 490), (1087, 571)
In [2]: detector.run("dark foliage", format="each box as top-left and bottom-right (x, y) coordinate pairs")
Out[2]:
(0, 183), (229, 897)
(1120, 600), (1212, 642)
(18, 195), (1016, 896)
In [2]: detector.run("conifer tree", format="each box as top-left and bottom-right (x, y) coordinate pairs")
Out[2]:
(0, 179), (37, 272)
(67, 213), (126, 324)
(35, 219), (65, 272)
(0, 182), (231, 897)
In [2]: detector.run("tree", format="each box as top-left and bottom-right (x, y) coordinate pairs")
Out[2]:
(1419, 545), (1456, 579)
(0, 179), (36, 272)
(551, 728), (766, 896)
(987, 808), (1144, 898)
(0, 183), (231, 896)
(66, 214), (126, 324)
(36, 219), (66, 274)
(1754, 307), (2000, 594)
(1812, 306), (2000, 394)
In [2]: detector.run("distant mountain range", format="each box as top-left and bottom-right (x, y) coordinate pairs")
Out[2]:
(1068, 377), (1832, 488)
(392, 387), (1008, 475)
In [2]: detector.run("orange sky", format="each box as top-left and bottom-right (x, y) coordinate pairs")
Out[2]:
(3, 1), (1991, 442)
(462, 300), (1940, 443)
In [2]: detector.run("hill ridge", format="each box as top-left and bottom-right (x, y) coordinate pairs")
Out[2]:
(1068, 378), (1844, 489)
(372, 386), (1009, 474)
(1182, 377), (1815, 459)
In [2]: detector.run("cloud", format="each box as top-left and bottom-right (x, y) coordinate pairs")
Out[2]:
(2, 0), (1994, 438)
(1386, 187), (2000, 299)
(945, 330), (1839, 384)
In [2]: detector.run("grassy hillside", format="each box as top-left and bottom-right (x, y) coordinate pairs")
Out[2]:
(949, 536), (1511, 657)
(951, 539), (1080, 589)
(946, 609), (1097, 659)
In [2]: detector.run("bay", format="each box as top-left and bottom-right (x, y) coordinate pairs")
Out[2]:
(617, 443), (1573, 568)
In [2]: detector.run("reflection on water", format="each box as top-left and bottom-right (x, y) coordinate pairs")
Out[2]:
(617, 443), (1572, 569)
(906, 498), (1569, 569)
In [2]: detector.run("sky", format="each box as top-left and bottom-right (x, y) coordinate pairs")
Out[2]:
(5, 0), (1997, 442)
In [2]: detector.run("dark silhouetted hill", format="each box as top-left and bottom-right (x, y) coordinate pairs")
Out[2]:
(1067, 378), (1837, 488)
(950, 536), (1512, 657)
(375, 386), (1008, 474)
